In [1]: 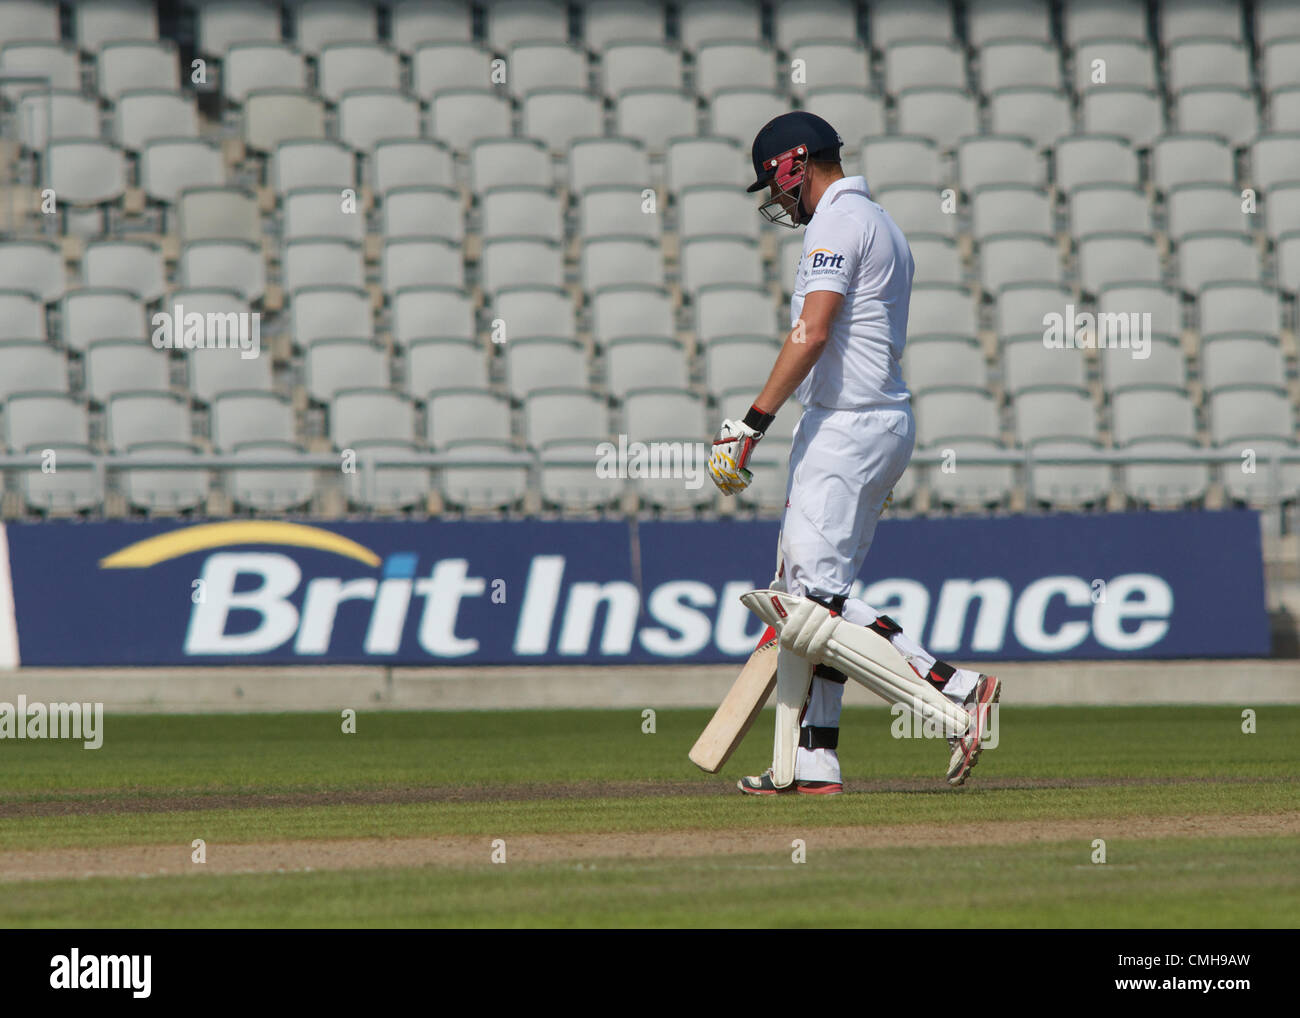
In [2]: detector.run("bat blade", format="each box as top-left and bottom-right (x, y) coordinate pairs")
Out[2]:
(688, 627), (779, 773)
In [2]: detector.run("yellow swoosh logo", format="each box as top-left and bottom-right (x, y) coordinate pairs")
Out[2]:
(99, 521), (382, 569)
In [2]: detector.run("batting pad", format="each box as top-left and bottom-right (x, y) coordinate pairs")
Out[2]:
(772, 646), (813, 788)
(740, 590), (971, 737)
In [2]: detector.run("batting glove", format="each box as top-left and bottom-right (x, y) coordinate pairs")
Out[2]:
(708, 405), (775, 496)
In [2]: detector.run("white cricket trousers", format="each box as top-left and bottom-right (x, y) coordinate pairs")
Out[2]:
(780, 403), (914, 599)
(779, 403), (914, 783)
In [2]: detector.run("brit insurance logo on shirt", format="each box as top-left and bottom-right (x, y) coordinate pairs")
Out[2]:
(807, 248), (845, 275)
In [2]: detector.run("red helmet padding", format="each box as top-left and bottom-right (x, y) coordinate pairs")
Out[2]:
(768, 145), (807, 191)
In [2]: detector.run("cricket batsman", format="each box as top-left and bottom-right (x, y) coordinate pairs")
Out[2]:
(705, 111), (1000, 796)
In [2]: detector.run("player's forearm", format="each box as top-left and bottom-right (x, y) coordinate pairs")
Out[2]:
(753, 326), (828, 413)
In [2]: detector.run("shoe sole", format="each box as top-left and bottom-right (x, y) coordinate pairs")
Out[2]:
(738, 781), (841, 796)
(947, 675), (1001, 786)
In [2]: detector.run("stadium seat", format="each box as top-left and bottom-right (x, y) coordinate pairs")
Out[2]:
(1073, 39), (1156, 93)
(406, 339), (489, 396)
(290, 285), (374, 348)
(429, 90), (514, 153)
(570, 137), (652, 192)
(374, 139), (454, 195)
(106, 391), (192, 450)
(1013, 386), (1099, 444)
(803, 88), (886, 147)
(1077, 233), (1162, 294)
(411, 42), (492, 98)
(317, 43), (401, 101)
(272, 139), (356, 194)
(0, 242), (64, 304)
(224, 43), (308, 104)
(971, 185), (1053, 242)
(294, 0), (377, 55)
(481, 187), (564, 244)
(979, 39), (1060, 94)
(17, 91), (99, 151)
(493, 286), (576, 342)
(980, 233), (1063, 293)
(1177, 232), (1260, 292)
(957, 135), (1045, 192)
(913, 283), (978, 339)
(914, 386), (999, 446)
(695, 40), (775, 96)
(581, 237), (665, 292)
(1160, 0), (1244, 43)
(487, 0), (568, 51)
(305, 340), (389, 403)
(896, 88), (979, 149)
(46, 140), (126, 208)
(84, 340), (170, 403)
(141, 139), (224, 203)
(1068, 184), (1152, 238)
(579, 186), (662, 241)
(591, 285), (676, 344)
(478, 237), (564, 294)
(1175, 87), (1259, 147)
(862, 136), (944, 191)
(382, 186), (463, 243)
(505, 338), (589, 399)
(584, 0), (665, 49)
(198, 1), (282, 56)
(679, 236), (763, 295)
(522, 89), (604, 152)
(391, 286), (475, 347)
(243, 89), (326, 152)
(884, 40), (964, 95)
(382, 238), (464, 295)
(178, 186), (260, 245)
(210, 392), (295, 450)
(75, 0), (157, 50)
(390, 0), (472, 52)
(179, 241), (266, 302)
(283, 187), (365, 242)
(338, 88), (421, 152)
(1111, 385), (1198, 445)
(61, 289), (147, 353)
(331, 388), (417, 447)
(114, 89), (198, 152)
(987, 88), (1072, 150)
(428, 388), (512, 448)
(871, 0), (954, 47)
(904, 337), (987, 393)
(1080, 87), (1163, 148)
(96, 40), (179, 99)
(787, 41), (869, 100)
(0, 341), (65, 400)
(680, 0), (761, 50)
(1209, 385), (1295, 444)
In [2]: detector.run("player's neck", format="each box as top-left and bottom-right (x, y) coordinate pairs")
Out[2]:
(803, 169), (845, 216)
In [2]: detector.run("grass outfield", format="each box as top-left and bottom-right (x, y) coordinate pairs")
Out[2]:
(1, 706), (1297, 927)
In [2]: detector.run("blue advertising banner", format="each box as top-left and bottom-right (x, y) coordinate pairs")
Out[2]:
(1, 511), (1270, 665)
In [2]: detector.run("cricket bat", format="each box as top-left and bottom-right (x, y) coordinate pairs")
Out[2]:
(688, 625), (780, 773)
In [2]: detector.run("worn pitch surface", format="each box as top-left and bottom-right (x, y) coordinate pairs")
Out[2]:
(1, 704), (1296, 926)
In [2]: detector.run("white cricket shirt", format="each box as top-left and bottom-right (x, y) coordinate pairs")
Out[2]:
(789, 175), (914, 410)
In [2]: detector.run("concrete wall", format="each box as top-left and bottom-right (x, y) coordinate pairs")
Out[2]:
(1, 660), (1296, 712)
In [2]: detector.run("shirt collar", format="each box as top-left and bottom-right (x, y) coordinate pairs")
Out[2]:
(813, 174), (871, 217)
